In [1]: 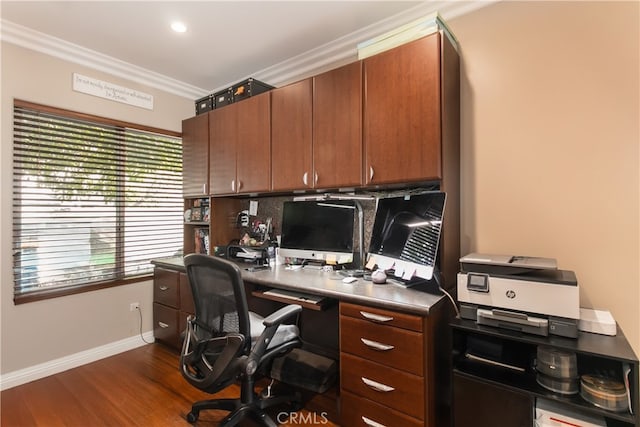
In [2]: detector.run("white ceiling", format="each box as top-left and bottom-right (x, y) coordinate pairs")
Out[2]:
(0, 1), (490, 99)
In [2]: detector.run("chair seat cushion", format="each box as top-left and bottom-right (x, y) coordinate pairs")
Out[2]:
(249, 311), (299, 349)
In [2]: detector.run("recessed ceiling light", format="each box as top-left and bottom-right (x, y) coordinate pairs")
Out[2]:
(171, 21), (187, 33)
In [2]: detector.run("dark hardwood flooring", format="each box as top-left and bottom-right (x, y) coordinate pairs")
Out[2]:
(1, 344), (339, 426)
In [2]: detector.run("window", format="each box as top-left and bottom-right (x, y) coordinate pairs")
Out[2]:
(12, 100), (183, 303)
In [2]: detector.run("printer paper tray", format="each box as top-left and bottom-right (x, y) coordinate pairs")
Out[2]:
(477, 308), (549, 337)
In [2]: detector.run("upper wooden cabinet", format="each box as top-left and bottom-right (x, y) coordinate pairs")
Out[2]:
(271, 62), (363, 192)
(209, 93), (271, 195)
(313, 61), (363, 189)
(182, 113), (209, 196)
(364, 32), (447, 186)
(187, 31), (458, 196)
(271, 79), (313, 192)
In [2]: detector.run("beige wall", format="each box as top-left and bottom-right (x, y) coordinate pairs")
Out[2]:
(0, 42), (194, 374)
(450, 1), (639, 355)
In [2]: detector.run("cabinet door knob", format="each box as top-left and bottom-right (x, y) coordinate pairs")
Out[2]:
(158, 321), (169, 329)
(362, 416), (387, 427)
(359, 311), (393, 323)
(361, 377), (395, 393)
(360, 338), (394, 351)
(302, 172), (308, 186)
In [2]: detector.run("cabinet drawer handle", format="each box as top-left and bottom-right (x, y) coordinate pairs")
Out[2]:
(202, 183), (207, 194)
(158, 321), (170, 329)
(303, 172), (308, 186)
(159, 286), (169, 291)
(360, 338), (394, 351)
(369, 166), (374, 182)
(237, 180), (242, 191)
(231, 180), (236, 192)
(359, 311), (393, 323)
(314, 171), (318, 184)
(362, 416), (386, 427)
(361, 377), (395, 393)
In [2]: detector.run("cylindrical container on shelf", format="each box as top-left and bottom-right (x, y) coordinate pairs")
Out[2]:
(580, 374), (628, 412)
(536, 346), (578, 379)
(536, 372), (580, 395)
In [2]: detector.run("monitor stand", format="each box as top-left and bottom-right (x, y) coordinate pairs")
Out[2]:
(338, 269), (366, 278)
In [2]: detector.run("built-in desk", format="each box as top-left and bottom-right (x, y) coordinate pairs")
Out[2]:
(151, 256), (453, 427)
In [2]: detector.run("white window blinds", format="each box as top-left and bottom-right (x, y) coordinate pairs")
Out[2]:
(12, 101), (183, 302)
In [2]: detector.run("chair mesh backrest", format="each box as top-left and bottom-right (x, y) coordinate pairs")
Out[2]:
(184, 254), (251, 351)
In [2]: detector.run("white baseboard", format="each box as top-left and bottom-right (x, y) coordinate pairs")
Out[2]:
(0, 332), (155, 391)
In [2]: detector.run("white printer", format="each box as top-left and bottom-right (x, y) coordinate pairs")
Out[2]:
(457, 253), (579, 338)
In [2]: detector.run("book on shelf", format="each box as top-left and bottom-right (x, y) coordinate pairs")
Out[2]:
(194, 227), (210, 254)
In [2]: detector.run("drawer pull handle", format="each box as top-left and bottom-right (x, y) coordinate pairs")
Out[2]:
(159, 286), (169, 291)
(361, 377), (395, 393)
(158, 322), (170, 328)
(359, 311), (393, 323)
(361, 338), (394, 351)
(362, 416), (386, 427)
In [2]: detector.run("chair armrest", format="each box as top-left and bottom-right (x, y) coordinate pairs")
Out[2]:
(263, 304), (302, 327)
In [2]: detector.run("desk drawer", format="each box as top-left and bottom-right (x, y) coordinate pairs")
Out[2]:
(341, 353), (424, 419)
(153, 302), (179, 348)
(340, 316), (424, 375)
(341, 390), (423, 427)
(340, 302), (423, 332)
(154, 268), (180, 308)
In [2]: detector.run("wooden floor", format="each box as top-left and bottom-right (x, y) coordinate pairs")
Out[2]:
(1, 344), (339, 427)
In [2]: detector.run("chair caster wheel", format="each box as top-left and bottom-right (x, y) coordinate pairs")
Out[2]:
(186, 411), (199, 423)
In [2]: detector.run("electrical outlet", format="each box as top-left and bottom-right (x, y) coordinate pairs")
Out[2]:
(129, 302), (140, 311)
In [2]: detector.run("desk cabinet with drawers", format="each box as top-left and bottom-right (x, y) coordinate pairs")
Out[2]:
(152, 267), (194, 350)
(340, 301), (450, 427)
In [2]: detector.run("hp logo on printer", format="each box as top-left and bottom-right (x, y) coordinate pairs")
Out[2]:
(505, 290), (516, 299)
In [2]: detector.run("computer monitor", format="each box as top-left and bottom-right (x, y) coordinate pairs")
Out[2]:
(279, 200), (355, 263)
(367, 191), (446, 281)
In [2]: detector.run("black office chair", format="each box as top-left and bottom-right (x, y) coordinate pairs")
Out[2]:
(180, 254), (303, 426)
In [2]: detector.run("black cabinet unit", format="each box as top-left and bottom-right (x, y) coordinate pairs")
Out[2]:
(451, 318), (638, 427)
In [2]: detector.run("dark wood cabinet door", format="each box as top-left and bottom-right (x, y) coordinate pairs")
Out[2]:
(453, 373), (533, 427)
(209, 106), (237, 195)
(313, 61), (363, 189)
(364, 33), (442, 186)
(271, 78), (313, 191)
(235, 93), (271, 193)
(182, 114), (209, 196)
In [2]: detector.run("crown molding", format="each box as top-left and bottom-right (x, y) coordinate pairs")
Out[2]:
(1, 19), (208, 100)
(225, 1), (498, 91)
(2, 1), (497, 99)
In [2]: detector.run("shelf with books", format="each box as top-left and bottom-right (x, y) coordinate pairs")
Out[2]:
(183, 197), (210, 255)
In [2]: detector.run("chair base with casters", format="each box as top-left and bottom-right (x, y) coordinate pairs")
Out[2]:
(186, 374), (302, 426)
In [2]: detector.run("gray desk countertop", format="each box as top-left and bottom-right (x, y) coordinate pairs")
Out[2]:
(151, 256), (445, 316)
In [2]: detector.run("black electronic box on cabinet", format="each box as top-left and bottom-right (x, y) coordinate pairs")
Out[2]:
(195, 95), (213, 115)
(232, 78), (274, 102)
